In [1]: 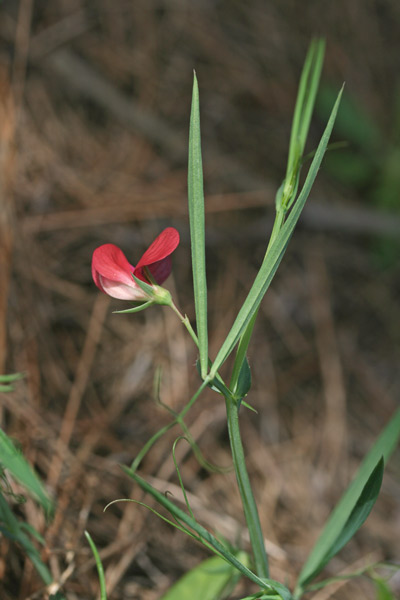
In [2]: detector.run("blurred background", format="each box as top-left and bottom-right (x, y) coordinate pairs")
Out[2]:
(0, 1), (399, 599)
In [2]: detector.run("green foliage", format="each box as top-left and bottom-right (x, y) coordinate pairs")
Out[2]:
(188, 72), (208, 379)
(0, 492), (52, 584)
(285, 38), (325, 207)
(230, 39), (326, 413)
(0, 372), (25, 393)
(123, 467), (293, 600)
(159, 554), (249, 600)
(0, 429), (53, 517)
(85, 531), (107, 600)
(0, 373), (56, 590)
(373, 577), (395, 600)
(295, 408), (400, 597)
(108, 38), (398, 600)
(210, 85), (343, 378)
(114, 300), (155, 313)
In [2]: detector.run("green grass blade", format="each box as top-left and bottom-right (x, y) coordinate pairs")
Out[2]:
(296, 457), (384, 592)
(286, 38), (325, 183)
(0, 373), (25, 383)
(303, 562), (399, 594)
(296, 408), (400, 594)
(286, 40), (315, 179)
(0, 372), (25, 393)
(325, 458), (383, 557)
(210, 87), (343, 378)
(85, 531), (107, 600)
(298, 39), (325, 158)
(188, 72), (208, 379)
(123, 467), (292, 599)
(0, 492), (53, 584)
(0, 428), (53, 517)
(159, 554), (249, 600)
(373, 577), (396, 600)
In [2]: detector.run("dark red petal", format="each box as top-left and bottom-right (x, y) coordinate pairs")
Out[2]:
(136, 256), (172, 286)
(92, 244), (134, 289)
(136, 227), (180, 269)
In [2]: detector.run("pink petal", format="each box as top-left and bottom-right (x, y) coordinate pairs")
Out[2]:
(136, 228), (180, 270)
(92, 244), (134, 290)
(97, 275), (148, 301)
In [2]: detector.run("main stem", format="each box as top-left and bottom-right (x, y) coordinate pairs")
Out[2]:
(225, 206), (288, 579)
(225, 394), (269, 579)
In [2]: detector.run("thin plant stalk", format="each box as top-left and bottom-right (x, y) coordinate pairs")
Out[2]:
(225, 394), (270, 579)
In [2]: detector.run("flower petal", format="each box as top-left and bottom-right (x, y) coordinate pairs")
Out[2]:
(136, 227), (180, 270)
(92, 244), (134, 289)
(136, 256), (172, 285)
(97, 274), (147, 301)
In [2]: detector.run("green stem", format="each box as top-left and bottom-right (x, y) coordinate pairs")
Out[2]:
(265, 208), (285, 256)
(226, 207), (288, 578)
(170, 300), (200, 348)
(225, 395), (269, 579)
(130, 380), (209, 472)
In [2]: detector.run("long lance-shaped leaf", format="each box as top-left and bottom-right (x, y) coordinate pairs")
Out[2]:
(0, 493), (53, 584)
(286, 38), (325, 185)
(295, 408), (400, 596)
(123, 467), (293, 600)
(188, 72), (208, 379)
(230, 40), (325, 392)
(85, 531), (107, 600)
(210, 87), (343, 378)
(0, 428), (53, 517)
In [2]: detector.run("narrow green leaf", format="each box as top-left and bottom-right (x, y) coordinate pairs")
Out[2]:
(0, 372), (25, 383)
(0, 385), (15, 392)
(373, 577), (395, 600)
(325, 458), (383, 559)
(298, 457), (384, 590)
(188, 72), (208, 379)
(297, 39), (325, 159)
(286, 38), (325, 184)
(159, 554), (249, 600)
(113, 300), (154, 314)
(85, 531), (107, 600)
(123, 467), (292, 600)
(296, 408), (400, 593)
(0, 492), (53, 584)
(301, 561), (400, 593)
(0, 429), (53, 517)
(210, 87), (343, 378)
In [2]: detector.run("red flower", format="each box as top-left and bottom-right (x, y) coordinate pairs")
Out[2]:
(92, 227), (180, 301)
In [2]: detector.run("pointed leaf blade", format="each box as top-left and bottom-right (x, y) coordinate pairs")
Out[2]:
(188, 73), (208, 379)
(210, 87), (343, 378)
(297, 408), (400, 592)
(123, 467), (293, 599)
(0, 428), (53, 517)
